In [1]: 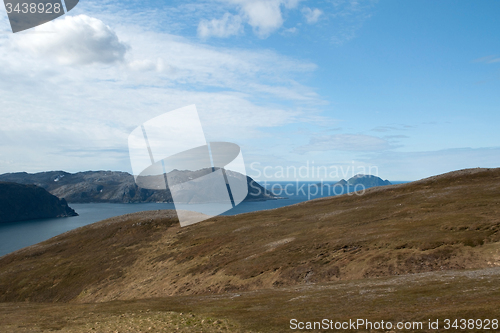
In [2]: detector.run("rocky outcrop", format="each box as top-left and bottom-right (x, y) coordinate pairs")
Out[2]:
(0, 182), (78, 223)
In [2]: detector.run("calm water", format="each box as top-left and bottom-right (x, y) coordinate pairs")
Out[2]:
(0, 181), (408, 257)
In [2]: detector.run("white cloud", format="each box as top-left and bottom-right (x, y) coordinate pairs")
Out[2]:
(191, 0), (374, 42)
(282, 27), (298, 34)
(473, 55), (500, 64)
(198, 0), (303, 39)
(198, 12), (243, 38)
(294, 134), (390, 154)
(13, 15), (128, 65)
(302, 7), (323, 24)
(127, 58), (168, 72)
(238, 0), (284, 38)
(117, 27), (317, 93)
(282, 0), (303, 9)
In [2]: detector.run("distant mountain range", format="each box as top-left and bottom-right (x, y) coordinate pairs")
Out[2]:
(313, 174), (392, 188)
(0, 182), (78, 223)
(0, 170), (279, 204)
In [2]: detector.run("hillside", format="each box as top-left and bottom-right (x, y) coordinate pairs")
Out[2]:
(0, 169), (278, 203)
(0, 167), (499, 305)
(0, 182), (78, 223)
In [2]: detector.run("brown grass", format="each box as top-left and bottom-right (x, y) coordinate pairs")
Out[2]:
(0, 267), (499, 332)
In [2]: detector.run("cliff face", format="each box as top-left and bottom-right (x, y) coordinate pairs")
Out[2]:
(0, 170), (277, 203)
(0, 182), (78, 223)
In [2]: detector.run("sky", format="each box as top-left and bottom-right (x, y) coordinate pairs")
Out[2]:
(0, 0), (499, 181)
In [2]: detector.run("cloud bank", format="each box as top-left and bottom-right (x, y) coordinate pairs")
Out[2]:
(0, 8), (323, 174)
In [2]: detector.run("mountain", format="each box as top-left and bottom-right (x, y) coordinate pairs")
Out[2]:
(313, 175), (391, 188)
(0, 182), (78, 223)
(346, 174), (392, 187)
(0, 169), (278, 203)
(334, 178), (348, 186)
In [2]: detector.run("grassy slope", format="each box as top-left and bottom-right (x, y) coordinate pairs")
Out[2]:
(1, 268), (499, 332)
(1, 168), (499, 304)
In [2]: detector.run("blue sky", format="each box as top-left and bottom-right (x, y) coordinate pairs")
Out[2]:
(0, 0), (499, 181)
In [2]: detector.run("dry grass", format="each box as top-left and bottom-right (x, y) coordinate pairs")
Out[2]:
(0, 267), (499, 332)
